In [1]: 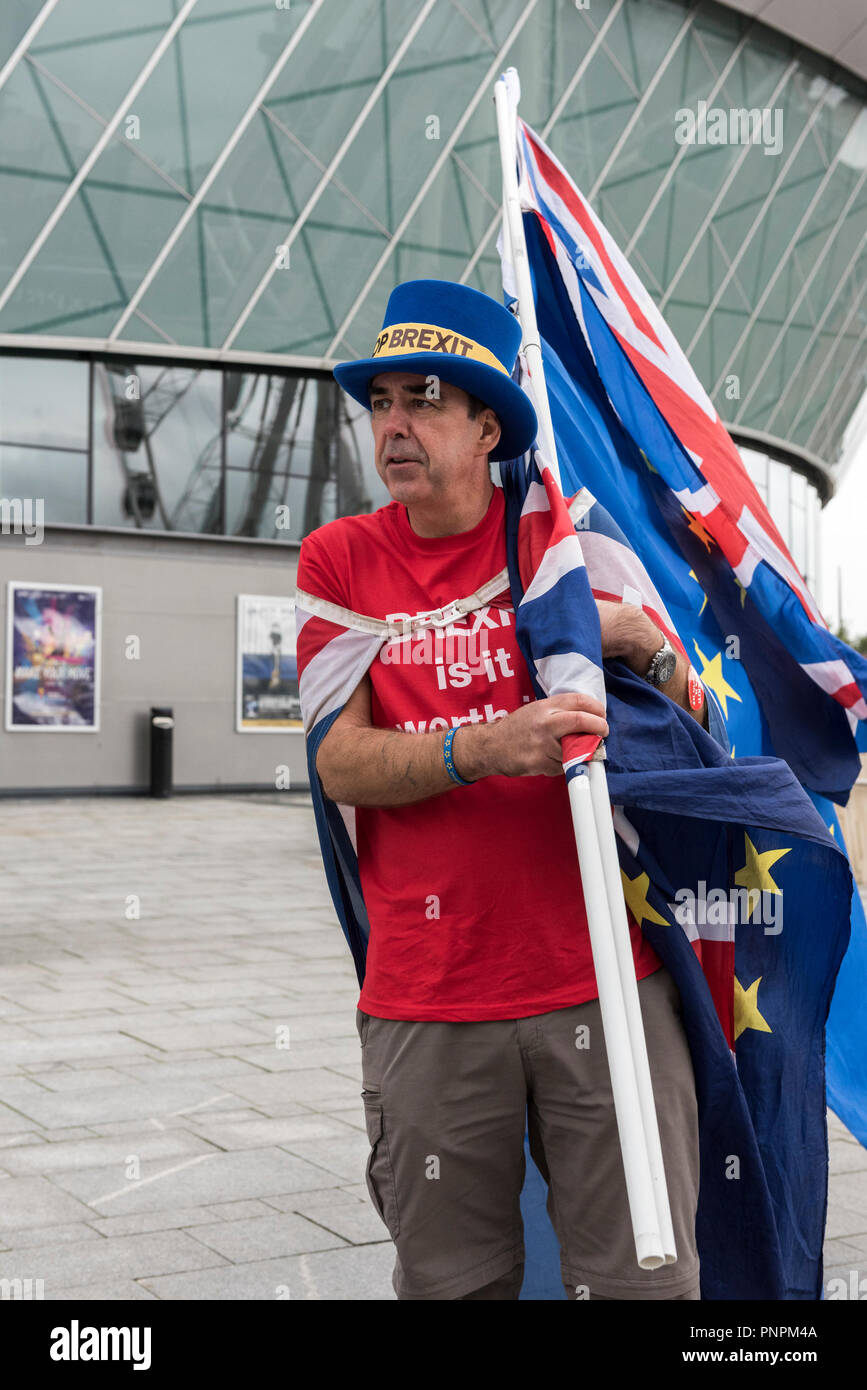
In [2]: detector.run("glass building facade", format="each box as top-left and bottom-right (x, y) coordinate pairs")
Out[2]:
(1, 0), (865, 568)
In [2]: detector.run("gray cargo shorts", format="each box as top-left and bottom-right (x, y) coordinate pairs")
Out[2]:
(355, 965), (701, 1300)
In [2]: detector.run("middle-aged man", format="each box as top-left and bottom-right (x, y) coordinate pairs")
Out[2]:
(297, 279), (723, 1302)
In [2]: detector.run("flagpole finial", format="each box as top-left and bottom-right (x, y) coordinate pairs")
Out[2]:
(500, 67), (521, 105)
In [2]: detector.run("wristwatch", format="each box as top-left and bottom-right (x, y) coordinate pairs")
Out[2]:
(643, 633), (677, 686)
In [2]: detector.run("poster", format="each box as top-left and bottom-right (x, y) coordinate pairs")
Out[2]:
(5, 582), (101, 731)
(236, 594), (302, 731)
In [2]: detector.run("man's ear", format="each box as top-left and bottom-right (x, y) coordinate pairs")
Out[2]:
(479, 407), (501, 455)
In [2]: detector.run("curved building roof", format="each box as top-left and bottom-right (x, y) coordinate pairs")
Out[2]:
(0, 0), (865, 471)
(721, 0), (867, 82)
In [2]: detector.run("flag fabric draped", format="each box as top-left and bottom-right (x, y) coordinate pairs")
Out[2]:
(502, 116), (867, 1161)
(504, 450), (605, 773)
(298, 446), (854, 1298)
(499, 449), (853, 1299)
(296, 115), (864, 1303)
(510, 117), (867, 798)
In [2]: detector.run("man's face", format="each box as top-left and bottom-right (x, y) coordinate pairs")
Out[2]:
(369, 371), (500, 507)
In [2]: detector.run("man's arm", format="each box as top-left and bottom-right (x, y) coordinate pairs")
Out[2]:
(315, 600), (706, 809)
(315, 672), (609, 808)
(597, 601), (709, 730)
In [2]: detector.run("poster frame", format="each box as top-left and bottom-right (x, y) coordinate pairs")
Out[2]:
(235, 592), (303, 734)
(5, 580), (102, 733)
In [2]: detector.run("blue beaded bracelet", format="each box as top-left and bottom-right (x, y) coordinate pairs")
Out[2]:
(443, 725), (474, 786)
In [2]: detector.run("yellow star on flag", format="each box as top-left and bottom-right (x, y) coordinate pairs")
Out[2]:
(687, 569), (708, 615)
(692, 640), (742, 718)
(620, 870), (668, 927)
(734, 832), (790, 919)
(734, 976), (772, 1042)
(639, 449), (659, 475)
(681, 506), (714, 552)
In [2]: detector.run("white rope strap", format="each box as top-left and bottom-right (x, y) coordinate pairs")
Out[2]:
(296, 567), (510, 640)
(295, 488), (596, 638)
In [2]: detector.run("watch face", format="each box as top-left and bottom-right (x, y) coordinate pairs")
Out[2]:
(656, 648), (677, 684)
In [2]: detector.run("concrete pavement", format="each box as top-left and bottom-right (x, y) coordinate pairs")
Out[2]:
(0, 793), (863, 1300)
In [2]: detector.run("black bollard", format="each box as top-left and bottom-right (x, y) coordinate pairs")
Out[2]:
(149, 707), (174, 798)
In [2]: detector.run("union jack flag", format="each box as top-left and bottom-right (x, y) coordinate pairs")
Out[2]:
(509, 116), (867, 799)
(496, 115), (863, 1298)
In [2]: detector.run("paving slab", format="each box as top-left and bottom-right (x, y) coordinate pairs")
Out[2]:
(0, 794), (862, 1301)
(0, 1129), (216, 1177)
(118, 1021), (270, 1053)
(0, 1229), (227, 1290)
(285, 1193), (392, 1246)
(219, 1068), (361, 1110)
(0, 1079), (247, 1129)
(45, 1279), (158, 1300)
(278, 1132), (371, 1186)
(220, 1041), (362, 1074)
(139, 1242), (395, 1300)
(0, 1222), (103, 1250)
(186, 1212), (348, 1262)
(0, 1034), (154, 1067)
(829, 1139), (867, 1174)
(23, 1068), (142, 1094)
(111, 1057), (266, 1085)
(187, 1114), (358, 1151)
(52, 1147), (341, 1214)
(88, 1206), (235, 1239)
(0, 1176), (96, 1229)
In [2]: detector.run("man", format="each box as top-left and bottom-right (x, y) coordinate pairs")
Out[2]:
(297, 279), (719, 1301)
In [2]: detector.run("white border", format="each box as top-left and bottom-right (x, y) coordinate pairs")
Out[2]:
(235, 593), (302, 735)
(5, 581), (101, 733)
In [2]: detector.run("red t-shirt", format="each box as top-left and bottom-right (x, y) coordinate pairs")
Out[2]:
(298, 486), (660, 1021)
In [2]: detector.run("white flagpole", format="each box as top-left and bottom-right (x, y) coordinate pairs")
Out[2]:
(494, 68), (676, 1270)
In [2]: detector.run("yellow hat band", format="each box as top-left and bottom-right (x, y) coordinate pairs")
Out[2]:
(370, 321), (508, 375)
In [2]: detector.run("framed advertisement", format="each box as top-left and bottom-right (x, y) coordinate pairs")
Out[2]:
(5, 582), (101, 732)
(236, 594), (302, 732)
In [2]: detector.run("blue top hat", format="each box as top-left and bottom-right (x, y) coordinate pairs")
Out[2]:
(333, 279), (538, 462)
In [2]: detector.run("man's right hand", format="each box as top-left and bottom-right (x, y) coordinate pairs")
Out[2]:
(454, 693), (609, 781)
(315, 676), (608, 808)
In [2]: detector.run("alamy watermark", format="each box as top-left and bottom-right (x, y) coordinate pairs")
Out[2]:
(675, 101), (783, 156)
(0, 497), (44, 545)
(674, 882), (782, 935)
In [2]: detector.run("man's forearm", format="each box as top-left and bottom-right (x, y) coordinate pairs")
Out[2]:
(316, 721), (494, 807)
(314, 691), (608, 806)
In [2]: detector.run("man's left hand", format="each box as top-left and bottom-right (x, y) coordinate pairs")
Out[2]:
(596, 600), (662, 675)
(595, 599), (709, 728)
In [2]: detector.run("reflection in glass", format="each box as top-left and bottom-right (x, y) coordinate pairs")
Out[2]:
(3, 352), (392, 539)
(92, 360), (223, 531)
(0, 444), (87, 523)
(223, 371), (386, 540)
(0, 356), (88, 449)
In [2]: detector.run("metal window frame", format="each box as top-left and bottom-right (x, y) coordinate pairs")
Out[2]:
(805, 322), (867, 456)
(458, 0), (632, 288)
(624, 25), (752, 260)
(0, 0), (63, 96)
(786, 271), (867, 437)
(0, 342), (341, 542)
(223, 0), (440, 353)
(587, 4), (697, 203)
(0, 0), (201, 318)
(108, 0), (328, 343)
(326, 0), (544, 357)
(719, 114), (867, 410)
(684, 81), (835, 362)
